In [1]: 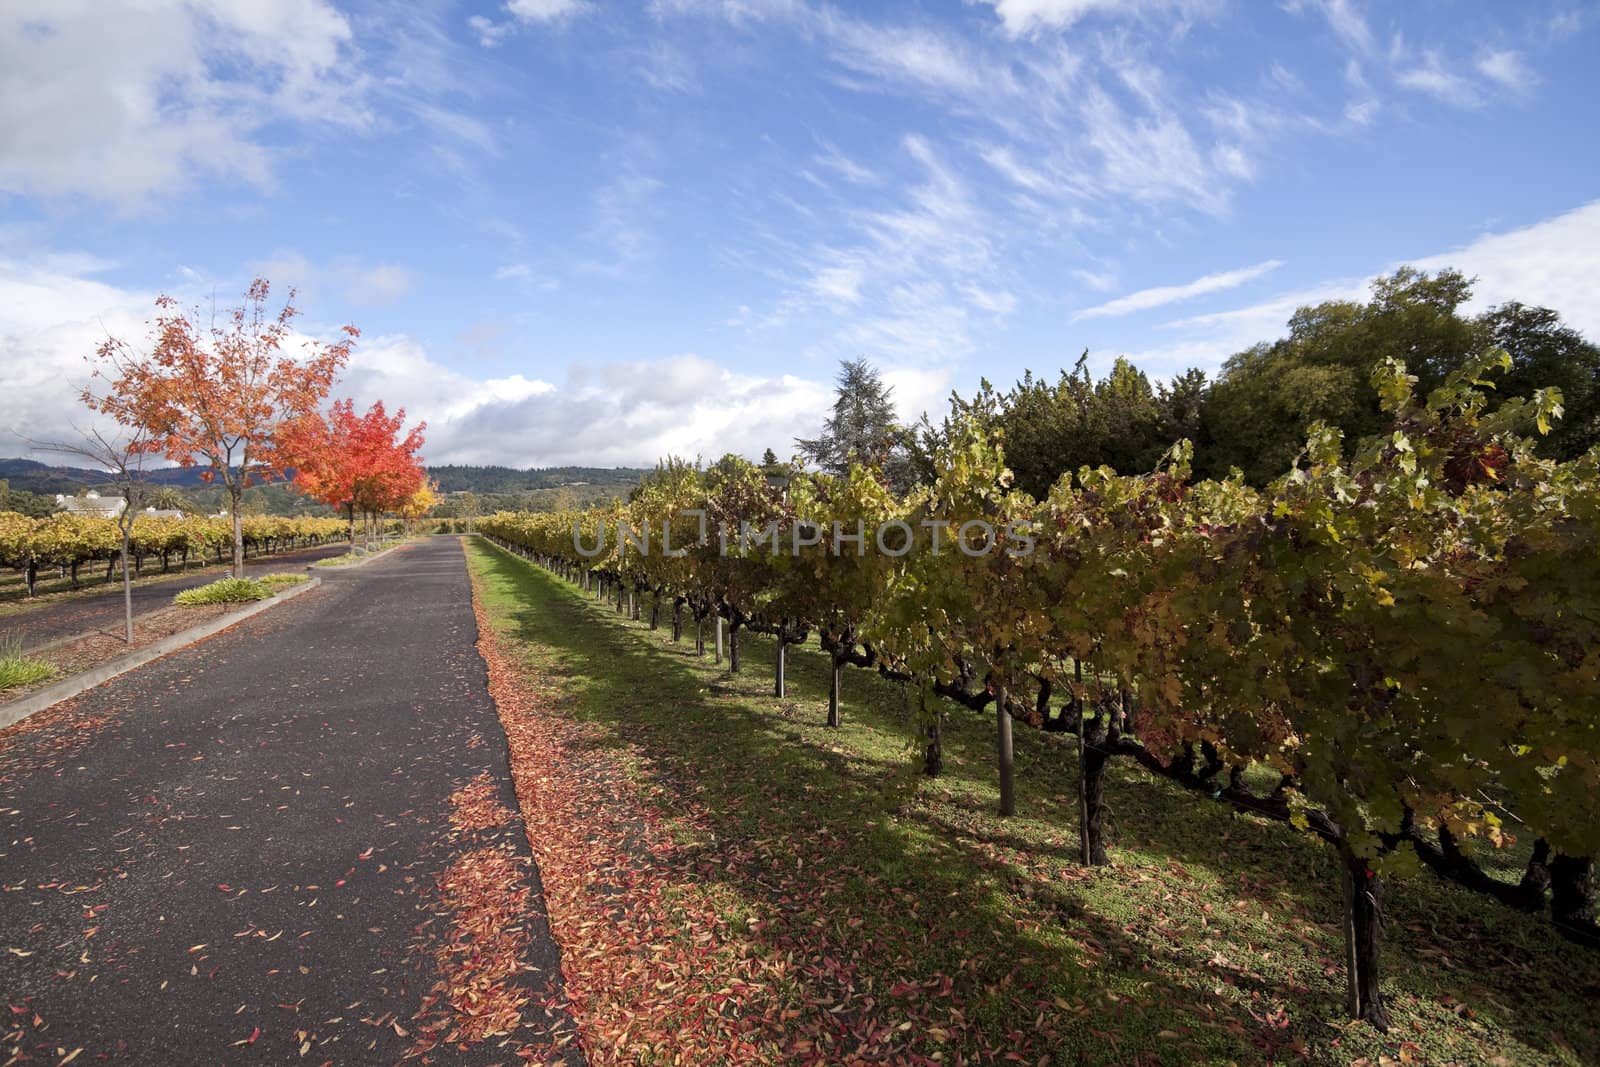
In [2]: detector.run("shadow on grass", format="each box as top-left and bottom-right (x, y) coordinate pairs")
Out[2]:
(471, 541), (1600, 1067)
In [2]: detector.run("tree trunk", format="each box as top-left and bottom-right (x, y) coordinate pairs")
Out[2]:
(1519, 839), (1554, 909)
(1339, 846), (1392, 1030)
(347, 503), (356, 545)
(25, 560), (37, 598)
(921, 689), (942, 777)
(1550, 853), (1596, 938)
(826, 655), (843, 727)
(729, 626), (741, 673)
(120, 531), (134, 644)
(672, 602), (682, 642)
(996, 685), (1015, 816)
(775, 638), (787, 698)
(715, 617), (724, 664)
(230, 485), (245, 577)
(695, 618), (704, 656)
(649, 596), (660, 630)
(1079, 704), (1109, 865)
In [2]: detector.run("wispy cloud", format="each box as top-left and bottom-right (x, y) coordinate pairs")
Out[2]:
(470, 0), (590, 48)
(1476, 49), (1534, 94)
(811, 142), (882, 186)
(507, 0), (590, 23)
(1076, 259), (1282, 319)
(582, 173), (663, 276)
(975, 0), (1211, 37)
(1396, 51), (1481, 107)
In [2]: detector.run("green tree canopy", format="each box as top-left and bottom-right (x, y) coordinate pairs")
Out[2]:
(796, 358), (914, 491)
(1198, 268), (1600, 481)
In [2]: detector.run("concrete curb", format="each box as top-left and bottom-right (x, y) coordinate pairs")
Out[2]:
(0, 576), (323, 732)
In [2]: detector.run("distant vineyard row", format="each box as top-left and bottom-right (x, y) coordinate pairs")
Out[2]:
(0, 513), (352, 593)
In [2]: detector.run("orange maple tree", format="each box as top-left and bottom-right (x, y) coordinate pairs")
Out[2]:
(284, 398), (426, 549)
(86, 279), (355, 575)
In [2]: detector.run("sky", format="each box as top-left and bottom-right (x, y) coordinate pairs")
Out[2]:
(2, 0), (1598, 470)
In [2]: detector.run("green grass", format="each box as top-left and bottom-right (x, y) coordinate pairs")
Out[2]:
(173, 577), (273, 605)
(174, 573), (306, 603)
(310, 536), (412, 567)
(0, 633), (55, 692)
(466, 537), (1600, 1067)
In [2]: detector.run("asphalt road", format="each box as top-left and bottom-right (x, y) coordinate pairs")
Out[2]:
(4, 541), (355, 652)
(0, 537), (580, 1065)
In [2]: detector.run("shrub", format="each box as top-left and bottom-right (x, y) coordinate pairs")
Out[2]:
(258, 572), (308, 589)
(0, 633), (55, 691)
(174, 578), (272, 605)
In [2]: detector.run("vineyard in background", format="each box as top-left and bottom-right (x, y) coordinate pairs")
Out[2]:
(0, 513), (352, 597)
(479, 351), (1600, 1031)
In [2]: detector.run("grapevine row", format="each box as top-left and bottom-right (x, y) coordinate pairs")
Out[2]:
(0, 513), (351, 595)
(479, 353), (1599, 1029)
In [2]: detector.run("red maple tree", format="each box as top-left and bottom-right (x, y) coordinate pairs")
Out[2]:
(284, 399), (426, 550)
(86, 279), (355, 575)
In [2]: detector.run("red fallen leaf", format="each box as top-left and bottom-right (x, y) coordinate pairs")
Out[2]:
(231, 1027), (260, 1047)
(216, 884), (232, 893)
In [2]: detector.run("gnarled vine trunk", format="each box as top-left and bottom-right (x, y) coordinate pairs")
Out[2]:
(1339, 845), (1392, 1031)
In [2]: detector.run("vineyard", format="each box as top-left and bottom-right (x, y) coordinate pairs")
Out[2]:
(478, 352), (1600, 1030)
(0, 512), (350, 596)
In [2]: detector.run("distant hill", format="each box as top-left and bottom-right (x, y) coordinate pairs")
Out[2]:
(0, 458), (653, 518)
(427, 464), (652, 494)
(1, 458), (652, 495)
(0, 457), (213, 493)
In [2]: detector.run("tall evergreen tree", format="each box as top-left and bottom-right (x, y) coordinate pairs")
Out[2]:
(796, 358), (914, 491)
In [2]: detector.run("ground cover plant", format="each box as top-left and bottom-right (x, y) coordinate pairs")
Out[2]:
(172, 577), (275, 605)
(0, 633), (54, 692)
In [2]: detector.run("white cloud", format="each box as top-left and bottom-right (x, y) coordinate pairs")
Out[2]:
(467, 0), (589, 48)
(583, 173), (663, 275)
(1072, 268), (1118, 293)
(1127, 200), (1600, 376)
(1413, 200), (1600, 339)
(1476, 49), (1534, 94)
(1076, 259), (1282, 319)
(820, 11), (987, 94)
(345, 264), (416, 306)
(963, 286), (1019, 316)
(976, 0), (1204, 36)
(0, 259), (151, 454)
(468, 15), (516, 47)
(633, 42), (701, 93)
(1396, 52), (1480, 107)
(507, 0), (589, 20)
(393, 354), (854, 468)
(0, 252), (855, 469)
(247, 253), (417, 308)
(0, 0), (368, 208)
(1310, 0), (1375, 55)
(812, 144), (882, 186)
(809, 264), (866, 306)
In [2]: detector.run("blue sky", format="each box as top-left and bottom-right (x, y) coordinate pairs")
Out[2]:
(2, 0), (1598, 468)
